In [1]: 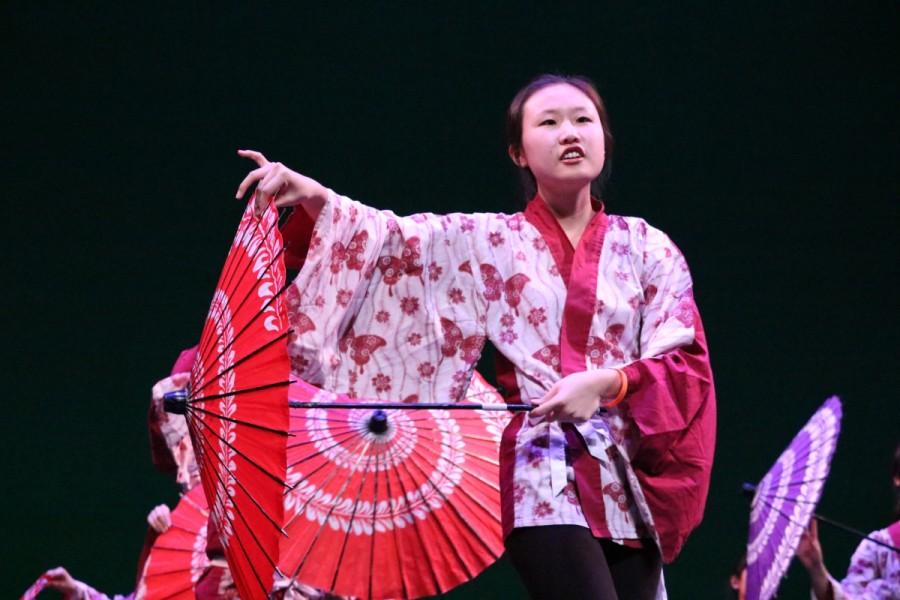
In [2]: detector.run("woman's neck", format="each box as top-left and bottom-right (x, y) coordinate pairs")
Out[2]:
(538, 184), (597, 248)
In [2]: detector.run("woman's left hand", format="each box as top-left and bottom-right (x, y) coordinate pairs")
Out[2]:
(530, 369), (620, 422)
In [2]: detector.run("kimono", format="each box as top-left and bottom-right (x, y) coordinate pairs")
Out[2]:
(147, 347), (197, 479)
(283, 189), (716, 576)
(822, 521), (900, 600)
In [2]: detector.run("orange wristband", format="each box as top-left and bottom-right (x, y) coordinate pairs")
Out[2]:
(602, 369), (628, 409)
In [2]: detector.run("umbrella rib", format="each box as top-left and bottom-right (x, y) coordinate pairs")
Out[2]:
(367, 448), (382, 600)
(329, 446), (376, 592)
(189, 379), (294, 408)
(284, 428), (365, 473)
(285, 434), (373, 582)
(286, 427), (361, 452)
(194, 254), (288, 387)
(195, 217), (282, 371)
(399, 437), (502, 557)
(756, 496), (900, 554)
(188, 404), (290, 449)
(195, 211), (267, 363)
(194, 275), (290, 389)
(192, 329), (292, 398)
(186, 420), (278, 599)
(283, 430), (372, 523)
(395, 416), (502, 488)
(406, 436), (502, 496)
(188, 412), (287, 531)
(381, 440), (444, 595)
(776, 435), (840, 463)
(391, 447), (482, 578)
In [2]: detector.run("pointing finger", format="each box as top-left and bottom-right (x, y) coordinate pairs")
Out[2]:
(237, 149), (269, 167)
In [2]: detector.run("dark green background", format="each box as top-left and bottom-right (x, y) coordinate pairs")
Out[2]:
(3, 3), (897, 598)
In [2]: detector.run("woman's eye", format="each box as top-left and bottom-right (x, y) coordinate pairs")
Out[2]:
(539, 119), (556, 126)
(577, 116), (592, 123)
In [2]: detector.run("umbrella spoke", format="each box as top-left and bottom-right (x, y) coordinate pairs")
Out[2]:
(286, 427), (360, 451)
(400, 437), (504, 541)
(283, 432), (372, 528)
(188, 415), (287, 531)
(195, 212), (268, 363)
(388, 441), (482, 583)
(195, 273), (291, 389)
(285, 435), (374, 582)
(193, 329), (292, 398)
(330, 447), (376, 592)
(188, 404), (290, 446)
(284, 428), (368, 472)
(196, 217), (282, 370)
(189, 380), (294, 407)
(381, 440), (444, 595)
(188, 421), (284, 598)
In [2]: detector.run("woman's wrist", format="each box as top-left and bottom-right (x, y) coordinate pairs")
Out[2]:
(601, 368), (627, 408)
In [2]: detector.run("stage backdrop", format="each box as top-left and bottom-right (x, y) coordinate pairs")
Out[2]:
(3, 3), (897, 599)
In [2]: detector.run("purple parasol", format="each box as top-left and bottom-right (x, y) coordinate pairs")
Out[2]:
(744, 396), (842, 600)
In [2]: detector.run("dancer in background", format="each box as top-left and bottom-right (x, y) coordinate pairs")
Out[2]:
(23, 505), (172, 600)
(235, 73), (716, 599)
(796, 443), (900, 599)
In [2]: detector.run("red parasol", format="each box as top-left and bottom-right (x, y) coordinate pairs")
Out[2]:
(278, 371), (512, 599)
(164, 197), (291, 599)
(141, 486), (211, 600)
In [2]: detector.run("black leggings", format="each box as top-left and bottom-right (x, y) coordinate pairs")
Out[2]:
(505, 526), (661, 600)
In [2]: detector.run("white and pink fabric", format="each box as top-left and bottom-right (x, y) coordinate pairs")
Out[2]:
(282, 190), (716, 573)
(828, 521), (900, 600)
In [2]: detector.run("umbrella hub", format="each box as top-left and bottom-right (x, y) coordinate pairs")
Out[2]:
(163, 389), (188, 415)
(367, 409), (389, 435)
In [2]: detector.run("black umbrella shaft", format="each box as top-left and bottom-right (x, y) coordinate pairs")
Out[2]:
(288, 401), (533, 412)
(815, 512), (900, 554)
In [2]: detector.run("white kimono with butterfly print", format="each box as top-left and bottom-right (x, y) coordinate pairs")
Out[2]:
(284, 190), (716, 581)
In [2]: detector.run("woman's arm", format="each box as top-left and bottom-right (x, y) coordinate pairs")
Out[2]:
(796, 520), (838, 600)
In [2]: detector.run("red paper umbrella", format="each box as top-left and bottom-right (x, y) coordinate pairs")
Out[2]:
(279, 371), (512, 600)
(141, 486), (210, 600)
(164, 197), (291, 600)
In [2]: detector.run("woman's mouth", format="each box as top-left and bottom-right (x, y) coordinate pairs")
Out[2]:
(560, 146), (585, 163)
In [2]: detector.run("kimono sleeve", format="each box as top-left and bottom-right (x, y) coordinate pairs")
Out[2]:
(148, 346), (197, 472)
(837, 529), (898, 599)
(619, 225), (717, 563)
(284, 190), (491, 392)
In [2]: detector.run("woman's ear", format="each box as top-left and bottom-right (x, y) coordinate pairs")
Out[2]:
(508, 144), (527, 168)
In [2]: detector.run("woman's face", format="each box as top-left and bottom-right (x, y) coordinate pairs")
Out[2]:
(512, 83), (606, 197)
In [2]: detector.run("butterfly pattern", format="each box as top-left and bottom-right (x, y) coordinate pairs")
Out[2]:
(338, 328), (387, 373)
(286, 191), (702, 553)
(440, 317), (486, 365)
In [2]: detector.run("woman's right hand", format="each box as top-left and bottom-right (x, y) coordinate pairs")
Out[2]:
(235, 149), (328, 217)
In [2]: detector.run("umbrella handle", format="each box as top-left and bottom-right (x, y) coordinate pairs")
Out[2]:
(813, 513), (900, 554)
(163, 389), (188, 415)
(741, 483), (900, 554)
(287, 400), (536, 411)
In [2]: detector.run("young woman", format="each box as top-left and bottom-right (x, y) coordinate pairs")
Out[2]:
(236, 74), (716, 600)
(796, 443), (900, 599)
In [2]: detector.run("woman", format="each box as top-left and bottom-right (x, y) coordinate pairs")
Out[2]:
(796, 443), (900, 599)
(236, 74), (716, 599)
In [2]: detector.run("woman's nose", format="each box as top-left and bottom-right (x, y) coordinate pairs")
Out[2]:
(558, 122), (580, 143)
